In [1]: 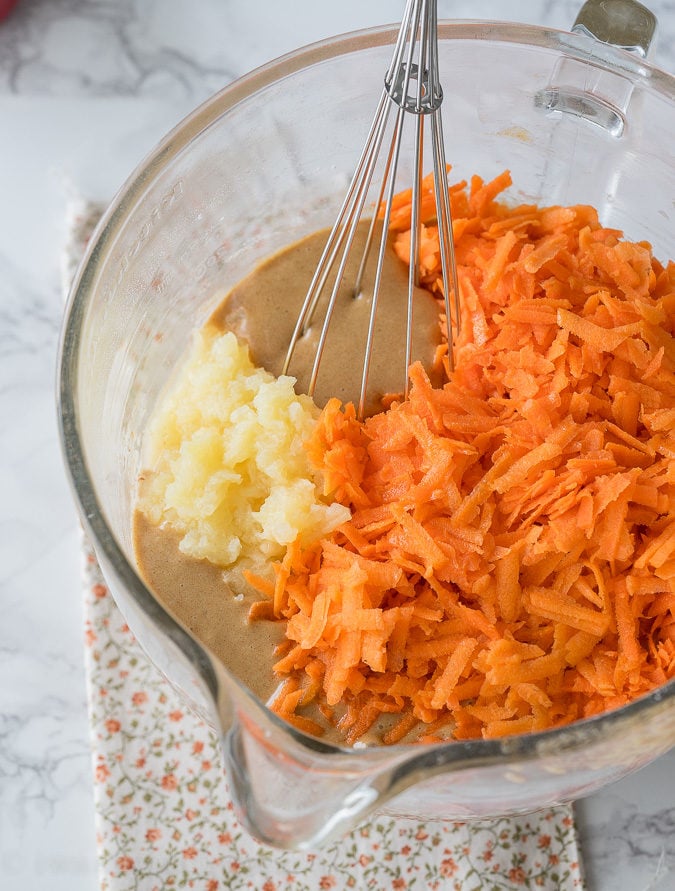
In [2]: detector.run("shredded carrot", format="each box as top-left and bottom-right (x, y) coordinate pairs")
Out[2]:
(249, 168), (675, 744)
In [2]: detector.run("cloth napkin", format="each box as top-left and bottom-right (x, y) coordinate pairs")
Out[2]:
(68, 201), (586, 891)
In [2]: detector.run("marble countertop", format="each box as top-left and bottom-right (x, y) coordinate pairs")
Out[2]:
(1, 1), (673, 889)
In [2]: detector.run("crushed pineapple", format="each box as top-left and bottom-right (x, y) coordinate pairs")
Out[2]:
(139, 328), (350, 572)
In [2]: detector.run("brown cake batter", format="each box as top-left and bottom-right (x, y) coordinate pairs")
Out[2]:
(134, 224), (441, 722)
(209, 222), (442, 413)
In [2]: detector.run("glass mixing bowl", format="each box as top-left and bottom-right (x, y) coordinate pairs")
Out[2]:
(58, 0), (675, 849)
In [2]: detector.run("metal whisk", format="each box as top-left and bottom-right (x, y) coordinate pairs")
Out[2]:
(283, 0), (460, 418)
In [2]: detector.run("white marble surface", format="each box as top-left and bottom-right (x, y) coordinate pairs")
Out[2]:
(0, 1), (673, 889)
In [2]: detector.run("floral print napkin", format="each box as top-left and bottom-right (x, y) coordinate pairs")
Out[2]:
(68, 202), (586, 891)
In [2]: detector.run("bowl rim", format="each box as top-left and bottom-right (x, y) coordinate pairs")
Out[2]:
(57, 18), (675, 768)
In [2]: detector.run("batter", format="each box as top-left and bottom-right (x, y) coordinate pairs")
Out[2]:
(133, 224), (442, 730)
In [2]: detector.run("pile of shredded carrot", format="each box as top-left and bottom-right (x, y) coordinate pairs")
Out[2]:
(246, 169), (675, 745)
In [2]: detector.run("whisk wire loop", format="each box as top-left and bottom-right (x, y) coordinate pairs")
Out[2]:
(431, 109), (460, 370)
(283, 91), (390, 360)
(359, 103), (409, 417)
(285, 0), (459, 417)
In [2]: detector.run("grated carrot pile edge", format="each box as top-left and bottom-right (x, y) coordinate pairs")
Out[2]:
(246, 169), (675, 745)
